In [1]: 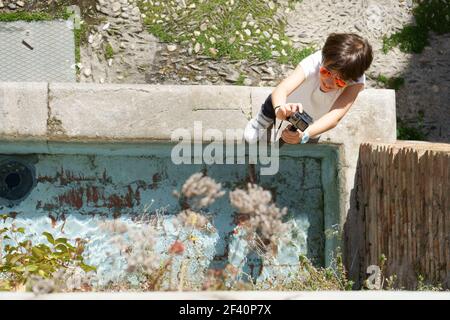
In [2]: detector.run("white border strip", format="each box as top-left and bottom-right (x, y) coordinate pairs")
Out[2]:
(1, 291), (449, 300)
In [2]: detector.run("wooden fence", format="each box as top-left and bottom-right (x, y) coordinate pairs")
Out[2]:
(357, 142), (449, 289)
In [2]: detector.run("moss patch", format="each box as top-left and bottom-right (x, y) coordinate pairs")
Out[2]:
(375, 74), (405, 91)
(104, 42), (115, 60)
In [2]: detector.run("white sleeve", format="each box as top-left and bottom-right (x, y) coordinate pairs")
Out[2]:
(299, 50), (322, 79)
(356, 74), (366, 85)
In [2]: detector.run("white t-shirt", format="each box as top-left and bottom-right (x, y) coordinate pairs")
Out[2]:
(286, 50), (365, 122)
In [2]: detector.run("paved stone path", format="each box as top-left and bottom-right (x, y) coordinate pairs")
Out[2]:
(79, 0), (162, 84)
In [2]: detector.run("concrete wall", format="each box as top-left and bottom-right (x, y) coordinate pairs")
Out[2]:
(0, 82), (396, 285)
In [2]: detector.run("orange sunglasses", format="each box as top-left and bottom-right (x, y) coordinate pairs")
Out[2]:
(319, 66), (347, 88)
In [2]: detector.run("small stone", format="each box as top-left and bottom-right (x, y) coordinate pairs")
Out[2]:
(121, 12), (129, 19)
(112, 2), (121, 12)
(8, 3), (16, 9)
(209, 47), (218, 56)
(167, 44), (177, 52)
(117, 75), (124, 80)
(99, 78), (105, 84)
(0, 1), (4, 9)
(243, 78), (253, 86)
(189, 64), (203, 71)
(108, 59), (113, 67)
(432, 85), (439, 93)
(200, 23), (207, 31)
(354, 22), (364, 32)
(225, 70), (240, 83)
(194, 42), (201, 53)
(131, 7), (140, 16)
(83, 68), (92, 77)
(262, 66), (275, 76)
(16, 1), (25, 7)
(102, 23), (110, 30)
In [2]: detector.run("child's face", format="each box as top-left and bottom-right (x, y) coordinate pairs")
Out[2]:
(319, 64), (347, 92)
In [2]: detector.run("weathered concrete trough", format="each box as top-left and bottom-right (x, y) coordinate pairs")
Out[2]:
(0, 83), (396, 285)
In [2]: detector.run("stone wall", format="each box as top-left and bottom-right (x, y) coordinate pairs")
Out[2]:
(0, 82), (397, 284)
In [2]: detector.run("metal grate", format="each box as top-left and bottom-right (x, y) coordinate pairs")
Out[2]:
(0, 20), (76, 82)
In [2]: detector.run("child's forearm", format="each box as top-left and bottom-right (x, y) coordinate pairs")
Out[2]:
(306, 110), (341, 138)
(271, 88), (288, 118)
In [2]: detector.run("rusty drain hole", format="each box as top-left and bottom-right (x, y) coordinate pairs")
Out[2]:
(0, 159), (35, 205)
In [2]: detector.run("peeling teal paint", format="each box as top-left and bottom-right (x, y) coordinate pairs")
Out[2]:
(0, 141), (340, 285)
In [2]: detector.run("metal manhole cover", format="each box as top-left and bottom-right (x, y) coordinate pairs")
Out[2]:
(0, 20), (76, 82)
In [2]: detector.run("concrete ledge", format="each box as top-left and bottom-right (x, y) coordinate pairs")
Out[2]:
(0, 83), (395, 146)
(48, 83), (251, 141)
(0, 82), (48, 139)
(0, 291), (449, 300)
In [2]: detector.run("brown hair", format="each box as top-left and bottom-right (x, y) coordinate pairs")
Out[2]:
(322, 33), (373, 81)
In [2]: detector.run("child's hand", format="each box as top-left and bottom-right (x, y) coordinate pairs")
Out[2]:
(275, 103), (303, 120)
(281, 125), (303, 144)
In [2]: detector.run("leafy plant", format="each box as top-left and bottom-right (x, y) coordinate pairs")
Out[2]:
(416, 274), (443, 291)
(397, 112), (427, 140)
(271, 250), (354, 291)
(413, 0), (450, 35)
(382, 0), (450, 54)
(376, 74), (405, 90)
(0, 215), (96, 291)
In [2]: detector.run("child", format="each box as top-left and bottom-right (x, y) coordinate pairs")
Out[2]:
(244, 33), (373, 144)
